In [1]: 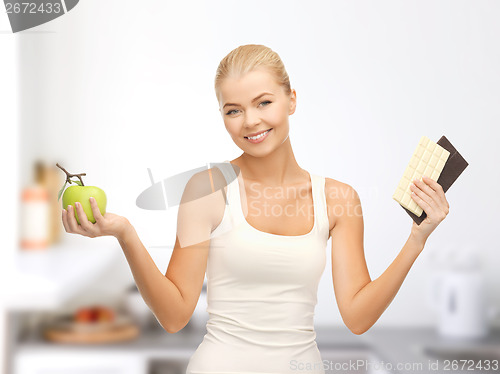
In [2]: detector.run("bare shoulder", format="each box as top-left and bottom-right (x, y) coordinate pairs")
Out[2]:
(181, 167), (226, 201)
(181, 167), (228, 232)
(324, 177), (362, 234)
(324, 177), (360, 202)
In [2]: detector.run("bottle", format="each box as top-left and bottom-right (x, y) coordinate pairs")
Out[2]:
(20, 183), (50, 250)
(34, 161), (63, 245)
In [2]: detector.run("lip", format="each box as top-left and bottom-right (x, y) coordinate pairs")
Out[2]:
(244, 129), (271, 138)
(244, 129), (272, 144)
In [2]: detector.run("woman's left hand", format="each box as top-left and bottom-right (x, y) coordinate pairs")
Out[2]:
(410, 176), (450, 244)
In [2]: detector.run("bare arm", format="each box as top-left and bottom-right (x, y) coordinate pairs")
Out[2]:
(116, 224), (189, 333)
(328, 177), (449, 335)
(118, 168), (223, 333)
(63, 168), (224, 334)
(63, 199), (191, 333)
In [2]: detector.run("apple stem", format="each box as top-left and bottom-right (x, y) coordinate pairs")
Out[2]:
(56, 163), (87, 186)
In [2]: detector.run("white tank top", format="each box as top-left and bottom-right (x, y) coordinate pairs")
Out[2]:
(186, 160), (330, 374)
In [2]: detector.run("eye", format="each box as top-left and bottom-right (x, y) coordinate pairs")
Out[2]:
(225, 101), (271, 116)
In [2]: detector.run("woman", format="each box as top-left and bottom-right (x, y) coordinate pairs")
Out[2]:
(62, 44), (449, 373)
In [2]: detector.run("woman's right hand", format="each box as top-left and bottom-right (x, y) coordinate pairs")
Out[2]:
(62, 197), (130, 240)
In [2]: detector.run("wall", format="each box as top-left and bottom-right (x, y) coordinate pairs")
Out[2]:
(0, 7), (20, 373)
(14, 0), (500, 328)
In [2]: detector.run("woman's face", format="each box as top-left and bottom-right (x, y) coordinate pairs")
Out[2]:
(218, 68), (296, 157)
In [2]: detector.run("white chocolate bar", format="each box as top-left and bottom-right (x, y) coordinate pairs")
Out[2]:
(393, 136), (450, 216)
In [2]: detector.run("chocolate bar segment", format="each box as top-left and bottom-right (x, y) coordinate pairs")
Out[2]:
(403, 135), (469, 225)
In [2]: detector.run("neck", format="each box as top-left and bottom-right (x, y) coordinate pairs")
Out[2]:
(234, 136), (305, 186)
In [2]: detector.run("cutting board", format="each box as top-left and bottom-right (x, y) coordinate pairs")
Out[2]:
(43, 315), (140, 344)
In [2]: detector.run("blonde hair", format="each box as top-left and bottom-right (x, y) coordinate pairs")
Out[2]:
(214, 44), (292, 103)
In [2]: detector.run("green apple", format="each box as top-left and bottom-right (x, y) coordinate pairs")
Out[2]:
(62, 185), (107, 225)
(56, 163), (107, 225)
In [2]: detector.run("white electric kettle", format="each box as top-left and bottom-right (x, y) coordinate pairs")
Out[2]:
(427, 249), (497, 339)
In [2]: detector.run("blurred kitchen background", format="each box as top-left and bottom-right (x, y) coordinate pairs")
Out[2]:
(1, 1), (500, 373)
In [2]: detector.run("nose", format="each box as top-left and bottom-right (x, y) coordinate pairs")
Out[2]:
(243, 108), (261, 128)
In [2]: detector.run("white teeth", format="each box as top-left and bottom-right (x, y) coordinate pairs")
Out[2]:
(247, 129), (270, 140)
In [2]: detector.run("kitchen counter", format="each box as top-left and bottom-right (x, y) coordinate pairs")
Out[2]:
(1, 236), (120, 310)
(0, 238), (175, 311)
(15, 323), (500, 374)
(359, 326), (500, 374)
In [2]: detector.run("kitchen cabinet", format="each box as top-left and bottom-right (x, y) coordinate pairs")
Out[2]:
(15, 351), (147, 374)
(12, 316), (201, 374)
(149, 360), (189, 374)
(12, 322), (500, 374)
(360, 327), (500, 374)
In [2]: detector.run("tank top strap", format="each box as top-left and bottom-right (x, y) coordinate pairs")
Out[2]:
(210, 160), (236, 184)
(209, 159), (239, 207)
(310, 173), (331, 240)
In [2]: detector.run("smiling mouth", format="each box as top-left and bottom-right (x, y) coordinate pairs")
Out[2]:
(244, 129), (272, 139)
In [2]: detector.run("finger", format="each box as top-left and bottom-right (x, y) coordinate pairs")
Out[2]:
(74, 202), (96, 235)
(420, 176), (449, 214)
(412, 188), (447, 222)
(422, 176), (448, 207)
(62, 209), (70, 232)
(410, 190), (433, 216)
(411, 179), (438, 211)
(66, 205), (87, 235)
(89, 197), (103, 222)
(421, 175), (443, 193)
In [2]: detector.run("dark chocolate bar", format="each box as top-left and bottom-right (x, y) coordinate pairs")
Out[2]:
(403, 135), (469, 225)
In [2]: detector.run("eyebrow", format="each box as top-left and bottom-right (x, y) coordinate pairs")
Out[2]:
(222, 92), (274, 109)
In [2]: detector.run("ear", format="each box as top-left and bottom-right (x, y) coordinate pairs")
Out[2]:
(289, 89), (297, 115)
